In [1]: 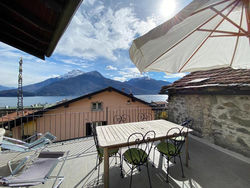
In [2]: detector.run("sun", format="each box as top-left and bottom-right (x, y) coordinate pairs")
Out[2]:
(160, 0), (176, 19)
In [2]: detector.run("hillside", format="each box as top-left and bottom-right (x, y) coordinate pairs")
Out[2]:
(0, 70), (170, 96)
(36, 71), (149, 96)
(0, 89), (34, 97)
(124, 77), (171, 94)
(0, 85), (14, 91)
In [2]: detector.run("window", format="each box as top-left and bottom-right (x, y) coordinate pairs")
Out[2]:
(91, 102), (102, 111)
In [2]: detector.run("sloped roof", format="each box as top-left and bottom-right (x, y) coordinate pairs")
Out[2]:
(0, 110), (36, 123)
(162, 67), (250, 92)
(3, 87), (151, 128)
(0, 0), (82, 59)
(46, 86), (150, 110)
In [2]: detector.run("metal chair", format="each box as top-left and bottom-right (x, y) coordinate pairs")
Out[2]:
(154, 127), (186, 183)
(171, 119), (192, 162)
(91, 124), (120, 185)
(171, 119), (192, 142)
(121, 130), (156, 188)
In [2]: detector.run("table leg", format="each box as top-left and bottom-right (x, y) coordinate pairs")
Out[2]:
(104, 147), (109, 188)
(185, 135), (189, 167)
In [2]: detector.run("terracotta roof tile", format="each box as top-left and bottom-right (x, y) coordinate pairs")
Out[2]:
(167, 67), (250, 90)
(0, 110), (36, 123)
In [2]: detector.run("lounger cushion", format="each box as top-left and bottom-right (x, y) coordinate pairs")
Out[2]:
(0, 151), (65, 187)
(1, 158), (58, 186)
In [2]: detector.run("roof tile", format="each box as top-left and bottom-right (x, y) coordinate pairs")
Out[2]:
(167, 67), (250, 90)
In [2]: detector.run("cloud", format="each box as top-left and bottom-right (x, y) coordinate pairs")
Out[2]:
(106, 65), (117, 70)
(55, 1), (159, 62)
(164, 73), (188, 79)
(113, 67), (148, 82)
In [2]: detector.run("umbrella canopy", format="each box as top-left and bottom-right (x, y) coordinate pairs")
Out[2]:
(130, 0), (250, 73)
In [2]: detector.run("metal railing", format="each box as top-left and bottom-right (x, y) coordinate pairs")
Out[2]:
(0, 106), (168, 141)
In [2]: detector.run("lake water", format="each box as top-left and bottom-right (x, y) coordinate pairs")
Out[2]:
(0, 95), (168, 107)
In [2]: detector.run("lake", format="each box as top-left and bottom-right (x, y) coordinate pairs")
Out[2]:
(0, 95), (168, 107)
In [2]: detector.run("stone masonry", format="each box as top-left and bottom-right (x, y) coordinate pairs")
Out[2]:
(168, 94), (250, 157)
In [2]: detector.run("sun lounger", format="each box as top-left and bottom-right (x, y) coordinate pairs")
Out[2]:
(0, 151), (69, 188)
(1, 132), (56, 152)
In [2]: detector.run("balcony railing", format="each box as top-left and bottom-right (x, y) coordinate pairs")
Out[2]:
(0, 106), (167, 141)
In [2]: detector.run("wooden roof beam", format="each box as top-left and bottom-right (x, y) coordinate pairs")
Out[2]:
(0, 34), (44, 59)
(42, 0), (63, 12)
(0, 32), (45, 59)
(46, 0), (83, 57)
(0, 30), (45, 51)
(0, 1), (54, 33)
(0, 18), (50, 45)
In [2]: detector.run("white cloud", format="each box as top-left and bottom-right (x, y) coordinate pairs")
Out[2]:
(164, 73), (188, 79)
(113, 77), (127, 82)
(0, 47), (69, 87)
(113, 67), (148, 82)
(106, 65), (117, 70)
(55, 2), (159, 62)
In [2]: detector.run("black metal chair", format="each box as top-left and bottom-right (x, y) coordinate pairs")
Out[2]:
(171, 119), (192, 162)
(154, 127), (186, 183)
(121, 130), (156, 188)
(91, 124), (120, 185)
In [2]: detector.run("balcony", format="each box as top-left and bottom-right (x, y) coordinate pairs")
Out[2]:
(0, 107), (167, 141)
(0, 134), (249, 188)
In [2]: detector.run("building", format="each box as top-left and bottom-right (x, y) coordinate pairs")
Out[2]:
(161, 67), (250, 157)
(9, 87), (153, 141)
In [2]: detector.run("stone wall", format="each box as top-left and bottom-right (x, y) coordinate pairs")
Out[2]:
(168, 94), (250, 157)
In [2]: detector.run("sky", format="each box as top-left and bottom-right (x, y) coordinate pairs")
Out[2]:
(0, 0), (191, 87)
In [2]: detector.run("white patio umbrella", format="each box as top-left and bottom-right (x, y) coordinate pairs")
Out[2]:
(130, 0), (250, 73)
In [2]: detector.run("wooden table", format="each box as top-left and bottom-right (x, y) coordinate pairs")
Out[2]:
(96, 119), (192, 188)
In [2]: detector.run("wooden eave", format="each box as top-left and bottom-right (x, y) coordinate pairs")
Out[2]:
(0, 0), (82, 59)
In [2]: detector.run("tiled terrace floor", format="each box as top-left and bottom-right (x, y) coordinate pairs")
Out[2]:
(0, 135), (250, 188)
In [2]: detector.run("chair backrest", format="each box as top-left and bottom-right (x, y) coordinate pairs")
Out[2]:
(181, 119), (193, 128)
(28, 132), (56, 149)
(43, 132), (57, 142)
(127, 130), (156, 166)
(166, 127), (186, 157)
(91, 124), (101, 157)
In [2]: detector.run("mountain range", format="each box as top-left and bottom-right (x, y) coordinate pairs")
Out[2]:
(0, 85), (14, 91)
(0, 70), (170, 96)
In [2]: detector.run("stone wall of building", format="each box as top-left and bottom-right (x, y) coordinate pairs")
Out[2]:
(168, 94), (250, 157)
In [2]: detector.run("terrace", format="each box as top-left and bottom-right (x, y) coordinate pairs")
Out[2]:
(0, 133), (249, 188)
(0, 0), (249, 187)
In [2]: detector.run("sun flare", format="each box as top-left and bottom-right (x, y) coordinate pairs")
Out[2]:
(160, 0), (176, 19)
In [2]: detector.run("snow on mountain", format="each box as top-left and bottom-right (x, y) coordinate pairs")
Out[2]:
(59, 69), (84, 79)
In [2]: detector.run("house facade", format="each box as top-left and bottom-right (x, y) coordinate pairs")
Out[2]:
(161, 68), (250, 157)
(11, 87), (154, 141)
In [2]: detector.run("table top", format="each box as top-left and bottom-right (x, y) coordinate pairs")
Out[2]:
(96, 119), (191, 148)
